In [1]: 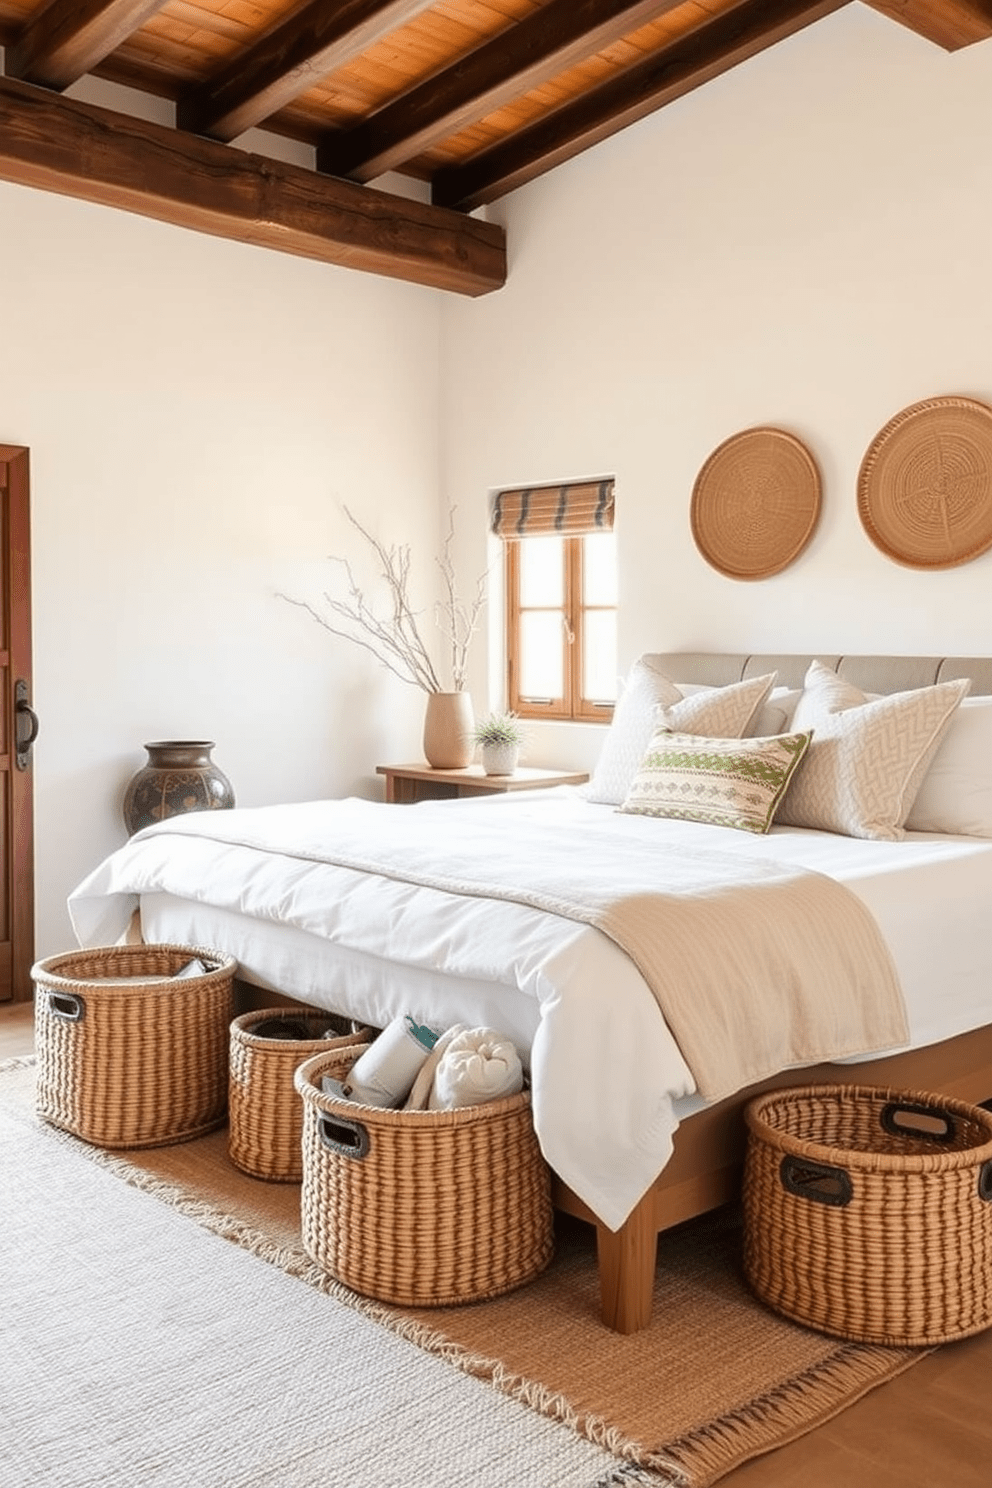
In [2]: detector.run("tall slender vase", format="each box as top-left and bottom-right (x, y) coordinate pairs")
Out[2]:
(423, 692), (474, 770)
(122, 740), (235, 836)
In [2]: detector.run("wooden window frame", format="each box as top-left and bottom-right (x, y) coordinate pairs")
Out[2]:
(506, 531), (616, 724)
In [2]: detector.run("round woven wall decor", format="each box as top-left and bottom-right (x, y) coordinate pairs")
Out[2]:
(857, 396), (992, 569)
(690, 427), (821, 580)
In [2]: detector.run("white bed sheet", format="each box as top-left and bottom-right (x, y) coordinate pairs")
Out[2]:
(68, 788), (992, 1231)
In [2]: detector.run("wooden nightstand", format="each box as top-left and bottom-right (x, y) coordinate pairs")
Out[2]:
(376, 763), (590, 805)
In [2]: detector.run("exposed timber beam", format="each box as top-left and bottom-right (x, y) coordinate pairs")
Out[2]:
(5, 0), (168, 91)
(0, 77), (506, 296)
(865, 1), (992, 50)
(317, 0), (688, 184)
(432, 0), (849, 212)
(177, 0), (436, 144)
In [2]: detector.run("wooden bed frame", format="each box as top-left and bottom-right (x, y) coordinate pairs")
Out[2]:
(554, 651), (992, 1333)
(554, 1023), (992, 1333)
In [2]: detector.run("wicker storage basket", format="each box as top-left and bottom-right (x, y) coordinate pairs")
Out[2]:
(33, 944), (235, 1149)
(743, 1084), (992, 1346)
(229, 1008), (371, 1181)
(294, 1047), (554, 1307)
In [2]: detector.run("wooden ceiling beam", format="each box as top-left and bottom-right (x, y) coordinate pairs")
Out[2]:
(316, 0), (689, 184)
(5, 0), (169, 91)
(432, 0), (848, 212)
(177, 0), (436, 143)
(864, 1), (992, 50)
(0, 77), (506, 296)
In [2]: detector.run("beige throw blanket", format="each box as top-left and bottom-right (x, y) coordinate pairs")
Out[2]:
(593, 858), (908, 1099)
(118, 799), (909, 1102)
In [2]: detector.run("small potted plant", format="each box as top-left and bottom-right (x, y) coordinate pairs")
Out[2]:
(473, 711), (525, 776)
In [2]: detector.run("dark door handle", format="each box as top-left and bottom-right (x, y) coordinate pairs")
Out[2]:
(15, 680), (39, 770)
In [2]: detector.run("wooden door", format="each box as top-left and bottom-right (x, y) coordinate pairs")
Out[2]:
(0, 445), (34, 1001)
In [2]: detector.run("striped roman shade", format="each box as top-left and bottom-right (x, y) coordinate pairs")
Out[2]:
(491, 478), (615, 538)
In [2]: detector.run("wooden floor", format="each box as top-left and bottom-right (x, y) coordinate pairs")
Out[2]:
(2, 997), (990, 1485)
(1, 998), (36, 1058)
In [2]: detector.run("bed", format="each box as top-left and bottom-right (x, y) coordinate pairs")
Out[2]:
(68, 652), (992, 1333)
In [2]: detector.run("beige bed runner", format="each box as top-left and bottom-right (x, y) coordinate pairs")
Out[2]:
(122, 801), (909, 1101)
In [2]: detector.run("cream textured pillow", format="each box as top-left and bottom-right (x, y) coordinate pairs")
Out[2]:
(586, 664), (777, 806)
(585, 658), (682, 805)
(905, 696), (992, 837)
(658, 672), (777, 741)
(789, 663), (870, 732)
(619, 730), (812, 834)
(777, 662), (970, 841)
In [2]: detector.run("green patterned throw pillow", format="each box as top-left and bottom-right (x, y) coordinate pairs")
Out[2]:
(619, 730), (813, 834)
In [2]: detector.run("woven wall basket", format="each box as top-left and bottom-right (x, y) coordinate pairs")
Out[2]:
(858, 395), (992, 568)
(33, 944), (235, 1149)
(295, 1048), (554, 1307)
(228, 1008), (371, 1182)
(743, 1084), (992, 1347)
(690, 426), (821, 580)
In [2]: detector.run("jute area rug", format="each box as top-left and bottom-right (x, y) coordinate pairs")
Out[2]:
(2, 1060), (927, 1488)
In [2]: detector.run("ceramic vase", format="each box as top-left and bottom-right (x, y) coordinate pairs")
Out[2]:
(481, 741), (519, 776)
(122, 740), (235, 836)
(423, 692), (474, 769)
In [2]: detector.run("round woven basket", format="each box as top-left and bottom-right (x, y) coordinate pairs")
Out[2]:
(691, 426), (821, 580)
(33, 944), (236, 1150)
(294, 1047), (554, 1307)
(228, 1008), (371, 1182)
(858, 395), (992, 569)
(743, 1084), (992, 1346)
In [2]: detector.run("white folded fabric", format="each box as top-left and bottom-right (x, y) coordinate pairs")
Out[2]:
(404, 1024), (466, 1111)
(428, 1027), (524, 1111)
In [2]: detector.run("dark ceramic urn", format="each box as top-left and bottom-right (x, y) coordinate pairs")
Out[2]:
(122, 740), (235, 836)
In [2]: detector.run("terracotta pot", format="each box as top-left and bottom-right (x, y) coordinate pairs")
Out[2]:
(122, 740), (235, 836)
(422, 692), (474, 769)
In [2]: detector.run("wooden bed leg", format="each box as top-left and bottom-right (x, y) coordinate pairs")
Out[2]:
(595, 1198), (657, 1334)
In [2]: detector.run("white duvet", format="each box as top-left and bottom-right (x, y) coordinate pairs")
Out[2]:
(68, 787), (992, 1230)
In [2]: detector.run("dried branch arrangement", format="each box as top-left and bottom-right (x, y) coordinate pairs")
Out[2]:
(282, 505), (486, 693)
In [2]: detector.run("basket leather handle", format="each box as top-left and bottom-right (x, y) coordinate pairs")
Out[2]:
(318, 1113), (370, 1161)
(979, 1161), (992, 1203)
(880, 1101), (956, 1144)
(47, 991), (84, 1021)
(779, 1154), (852, 1207)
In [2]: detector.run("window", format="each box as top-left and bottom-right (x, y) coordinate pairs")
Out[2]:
(493, 479), (617, 723)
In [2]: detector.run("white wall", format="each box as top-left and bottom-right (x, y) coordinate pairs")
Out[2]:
(442, 5), (992, 771)
(9, 4), (992, 957)
(1, 126), (443, 956)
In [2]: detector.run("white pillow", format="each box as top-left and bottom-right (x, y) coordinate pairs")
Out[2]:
(585, 659), (682, 805)
(748, 686), (802, 738)
(585, 665), (777, 806)
(905, 696), (992, 837)
(777, 661), (970, 841)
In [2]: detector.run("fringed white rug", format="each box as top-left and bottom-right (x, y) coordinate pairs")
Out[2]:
(0, 1059), (634, 1488)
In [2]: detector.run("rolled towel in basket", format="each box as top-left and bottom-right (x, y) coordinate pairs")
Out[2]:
(342, 1014), (437, 1108)
(428, 1027), (524, 1111)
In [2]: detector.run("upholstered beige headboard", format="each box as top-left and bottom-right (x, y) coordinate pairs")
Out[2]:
(642, 653), (992, 697)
